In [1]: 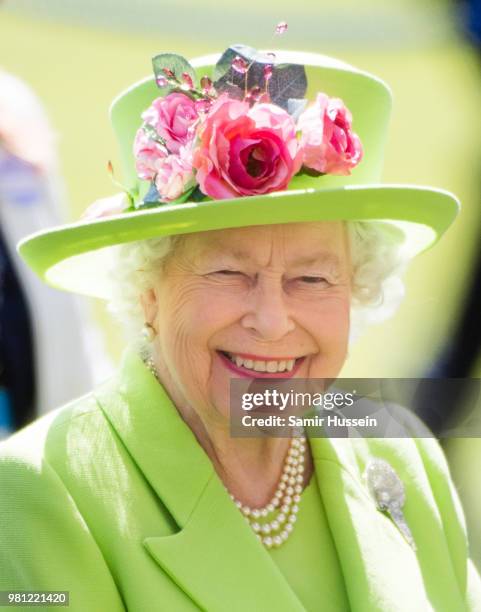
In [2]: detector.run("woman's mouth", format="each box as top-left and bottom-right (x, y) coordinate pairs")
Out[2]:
(217, 350), (307, 378)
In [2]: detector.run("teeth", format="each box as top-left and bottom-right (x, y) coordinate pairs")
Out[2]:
(225, 352), (300, 373)
(266, 361), (278, 373)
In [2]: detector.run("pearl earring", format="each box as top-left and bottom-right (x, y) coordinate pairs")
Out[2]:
(142, 322), (156, 342)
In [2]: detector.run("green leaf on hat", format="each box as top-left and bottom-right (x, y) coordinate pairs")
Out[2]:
(171, 185), (197, 204)
(142, 124), (167, 148)
(152, 53), (197, 95)
(297, 166), (325, 178)
(213, 44), (308, 113)
(189, 185), (208, 202)
(137, 182), (199, 210)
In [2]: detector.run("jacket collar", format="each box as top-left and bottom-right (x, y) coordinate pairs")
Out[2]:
(95, 347), (465, 611)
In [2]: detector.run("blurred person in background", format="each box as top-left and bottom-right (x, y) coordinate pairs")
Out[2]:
(0, 69), (113, 437)
(457, 0), (481, 48)
(431, 0), (481, 383)
(414, 0), (481, 432)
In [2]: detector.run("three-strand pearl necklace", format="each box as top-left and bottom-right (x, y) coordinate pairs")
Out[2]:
(144, 356), (307, 549)
(228, 434), (307, 549)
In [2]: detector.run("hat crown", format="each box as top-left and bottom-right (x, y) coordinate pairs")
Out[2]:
(110, 49), (392, 196)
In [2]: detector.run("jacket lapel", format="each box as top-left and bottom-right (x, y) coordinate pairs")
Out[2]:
(309, 435), (467, 611)
(143, 471), (305, 612)
(309, 436), (428, 611)
(96, 348), (304, 612)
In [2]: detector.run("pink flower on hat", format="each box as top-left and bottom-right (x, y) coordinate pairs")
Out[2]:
(193, 95), (302, 199)
(81, 193), (128, 220)
(298, 93), (363, 175)
(133, 128), (168, 181)
(142, 92), (199, 154)
(154, 145), (195, 202)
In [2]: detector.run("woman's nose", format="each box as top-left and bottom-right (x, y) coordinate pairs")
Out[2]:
(240, 278), (295, 341)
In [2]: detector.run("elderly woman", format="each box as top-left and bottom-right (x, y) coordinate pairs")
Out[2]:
(1, 45), (480, 611)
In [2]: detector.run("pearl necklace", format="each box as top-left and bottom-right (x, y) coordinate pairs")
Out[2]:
(228, 434), (307, 548)
(144, 355), (307, 549)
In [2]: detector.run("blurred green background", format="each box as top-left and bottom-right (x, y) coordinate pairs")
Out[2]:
(1, 0), (480, 565)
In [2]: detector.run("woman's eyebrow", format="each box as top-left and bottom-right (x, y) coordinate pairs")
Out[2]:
(203, 249), (342, 268)
(289, 253), (342, 268)
(201, 248), (253, 263)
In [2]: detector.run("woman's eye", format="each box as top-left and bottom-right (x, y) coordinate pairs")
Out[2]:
(208, 270), (248, 280)
(214, 270), (243, 276)
(299, 276), (330, 284)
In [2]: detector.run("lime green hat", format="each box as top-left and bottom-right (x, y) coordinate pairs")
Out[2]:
(17, 46), (459, 300)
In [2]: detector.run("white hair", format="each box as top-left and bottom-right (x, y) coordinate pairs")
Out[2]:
(107, 221), (408, 347)
(346, 221), (408, 345)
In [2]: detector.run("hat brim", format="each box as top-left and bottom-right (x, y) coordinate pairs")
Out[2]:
(17, 183), (459, 300)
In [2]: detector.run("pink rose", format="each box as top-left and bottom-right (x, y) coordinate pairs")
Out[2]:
(142, 92), (199, 154)
(297, 93), (363, 175)
(154, 145), (195, 202)
(192, 95), (302, 199)
(133, 128), (168, 180)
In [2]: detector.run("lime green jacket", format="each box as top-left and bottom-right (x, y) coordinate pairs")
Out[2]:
(1, 348), (481, 611)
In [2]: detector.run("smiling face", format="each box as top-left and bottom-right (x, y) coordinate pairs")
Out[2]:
(141, 222), (352, 423)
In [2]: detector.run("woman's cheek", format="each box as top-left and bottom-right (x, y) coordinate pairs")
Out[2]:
(322, 302), (351, 348)
(303, 297), (350, 372)
(161, 285), (235, 384)
(182, 285), (245, 331)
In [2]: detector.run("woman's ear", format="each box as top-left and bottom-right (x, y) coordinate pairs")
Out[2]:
(139, 288), (158, 326)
